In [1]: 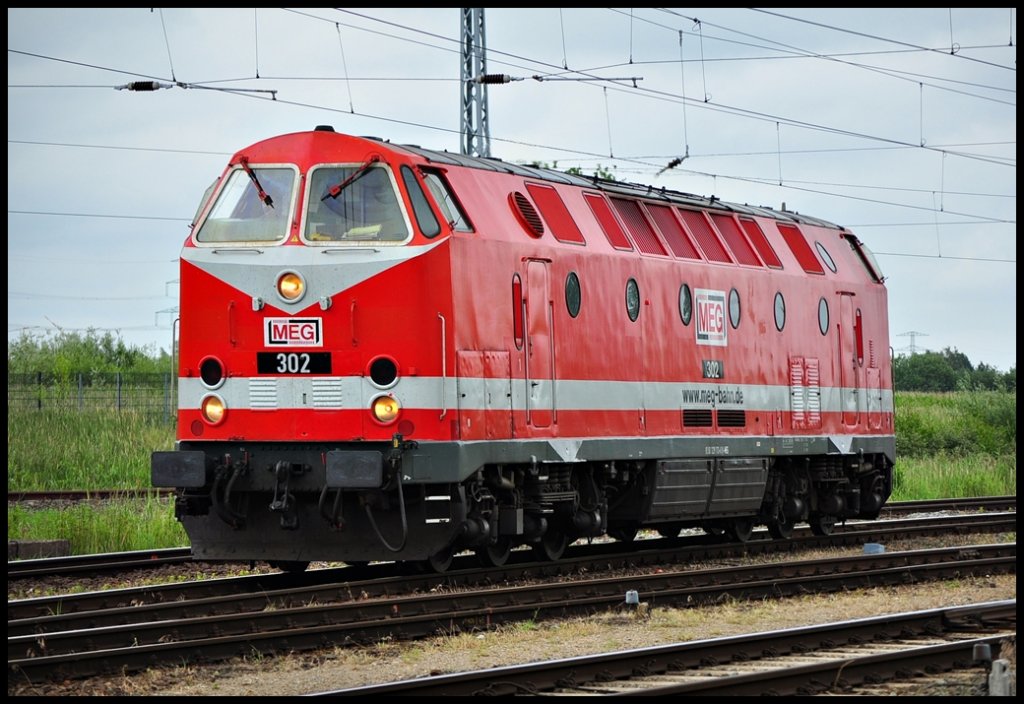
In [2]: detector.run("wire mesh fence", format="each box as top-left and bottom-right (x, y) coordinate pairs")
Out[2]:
(7, 372), (176, 422)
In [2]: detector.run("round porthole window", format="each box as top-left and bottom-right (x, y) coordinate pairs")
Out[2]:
(565, 271), (581, 318)
(679, 284), (692, 325)
(728, 288), (741, 329)
(774, 292), (786, 331)
(625, 278), (640, 322)
(818, 297), (830, 335)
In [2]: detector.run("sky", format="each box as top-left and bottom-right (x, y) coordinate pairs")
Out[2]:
(7, 8), (1017, 372)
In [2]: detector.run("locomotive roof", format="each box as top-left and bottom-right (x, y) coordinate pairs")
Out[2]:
(391, 141), (843, 232)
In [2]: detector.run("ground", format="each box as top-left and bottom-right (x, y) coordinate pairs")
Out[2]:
(8, 536), (1017, 696)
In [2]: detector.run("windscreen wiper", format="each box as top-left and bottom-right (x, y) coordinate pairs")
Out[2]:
(238, 156), (274, 208)
(322, 156), (380, 201)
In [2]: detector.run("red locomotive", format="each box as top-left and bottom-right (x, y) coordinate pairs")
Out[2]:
(152, 126), (894, 572)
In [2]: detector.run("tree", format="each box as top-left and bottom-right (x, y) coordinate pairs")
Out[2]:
(7, 329), (168, 375)
(939, 347), (973, 374)
(893, 351), (1015, 392)
(970, 362), (1002, 391)
(893, 351), (961, 392)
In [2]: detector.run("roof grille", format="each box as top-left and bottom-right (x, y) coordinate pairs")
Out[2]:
(510, 191), (544, 237)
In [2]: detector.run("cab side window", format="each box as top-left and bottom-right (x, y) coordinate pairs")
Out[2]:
(421, 170), (473, 232)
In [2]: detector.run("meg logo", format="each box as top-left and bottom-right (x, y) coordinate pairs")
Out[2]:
(695, 289), (727, 347)
(265, 318), (322, 347)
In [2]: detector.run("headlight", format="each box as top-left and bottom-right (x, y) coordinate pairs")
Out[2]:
(199, 356), (225, 389)
(371, 395), (400, 424)
(201, 394), (227, 425)
(276, 271), (305, 302)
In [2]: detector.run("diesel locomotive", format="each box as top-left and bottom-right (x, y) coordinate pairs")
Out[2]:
(152, 126), (895, 572)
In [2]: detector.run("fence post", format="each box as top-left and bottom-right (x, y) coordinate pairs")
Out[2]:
(78, 373), (84, 411)
(163, 373), (170, 423)
(37, 371), (42, 410)
(116, 372), (122, 412)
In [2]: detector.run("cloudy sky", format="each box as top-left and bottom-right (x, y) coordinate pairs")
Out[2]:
(7, 8), (1016, 372)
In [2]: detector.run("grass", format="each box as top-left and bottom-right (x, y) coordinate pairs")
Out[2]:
(892, 453), (1015, 500)
(6, 391), (1016, 556)
(7, 495), (186, 554)
(8, 410), (174, 490)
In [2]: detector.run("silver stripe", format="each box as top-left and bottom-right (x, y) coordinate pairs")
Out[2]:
(180, 376), (894, 414)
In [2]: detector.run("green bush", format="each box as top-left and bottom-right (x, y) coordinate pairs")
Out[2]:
(895, 391), (1016, 458)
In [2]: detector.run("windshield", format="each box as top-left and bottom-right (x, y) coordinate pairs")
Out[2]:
(304, 165), (410, 243)
(195, 167), (295, 243)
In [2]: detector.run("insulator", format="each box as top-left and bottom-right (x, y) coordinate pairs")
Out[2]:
(476, 74), (512, 84)
(115, 80), (174, 91)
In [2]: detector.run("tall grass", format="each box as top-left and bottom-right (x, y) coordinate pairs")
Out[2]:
(891, 391), (1016, 499)
(892, 454), (1015, 501)
(8, 410), (174, 490)
(7, 497), (187, 554)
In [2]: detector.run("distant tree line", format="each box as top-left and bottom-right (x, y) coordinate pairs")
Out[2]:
(6, 331), (1015, 394)
(7, 330), (171, 376)
(892, 347), (1015, 392)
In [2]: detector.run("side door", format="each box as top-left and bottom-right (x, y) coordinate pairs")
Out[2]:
(525, 259), (553, 429)
(838, 292), (861, 427)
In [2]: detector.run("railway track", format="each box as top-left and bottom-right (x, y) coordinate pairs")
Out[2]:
(315, 600), (1016, 696)
(7, 495), (1016, 582)
(8, 538), (1016, 683)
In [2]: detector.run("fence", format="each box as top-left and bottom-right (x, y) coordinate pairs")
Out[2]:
(8, 372), (176, 421)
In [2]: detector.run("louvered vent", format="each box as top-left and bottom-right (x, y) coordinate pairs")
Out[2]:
(683, 409), (713, 427)
(249, 378), (278, 409)
(717, 409), (747, 427)
(510, 191), (544, 237)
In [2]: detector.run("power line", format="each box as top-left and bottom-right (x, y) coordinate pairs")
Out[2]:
(8, 11), (1015, 250)
(8, 138), (229, 156)
(873, 251), (1014, 264)
(749, 8), (1014, 71)
(9, 291), (171, 301)
(8, 209), (190, 222)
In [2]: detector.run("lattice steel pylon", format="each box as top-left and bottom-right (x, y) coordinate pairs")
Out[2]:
(897, 330), (929, 355)
(461, 8), (490, 157)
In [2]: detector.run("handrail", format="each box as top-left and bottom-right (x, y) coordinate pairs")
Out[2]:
(438, 313), (446, 420)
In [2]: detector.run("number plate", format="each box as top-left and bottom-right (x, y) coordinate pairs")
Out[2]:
(257, 352), (332, 375)
(702, 359), (724, 379)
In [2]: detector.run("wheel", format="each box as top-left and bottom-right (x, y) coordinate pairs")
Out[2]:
(346, 560), (369, 569)
(727, 518), (754, 543)
(532, 530), (568, 562)
(608, 527), (638, 543)
(269, 560), (309, 573)
(426, 545), (455, 573)
(657, 526), (680, 539)
(809, 514), (837, 536)
(766, 516), (794, 540)
(477, 538), (513, 567)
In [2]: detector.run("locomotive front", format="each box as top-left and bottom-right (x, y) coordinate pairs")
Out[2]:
(152, 127), (464, 570)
